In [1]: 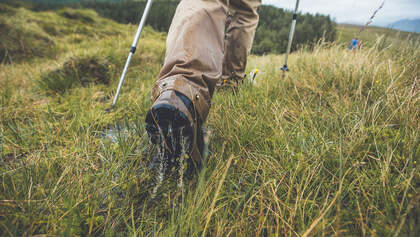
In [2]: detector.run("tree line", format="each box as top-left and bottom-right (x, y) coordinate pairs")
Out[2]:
(2, 0), (337, 55)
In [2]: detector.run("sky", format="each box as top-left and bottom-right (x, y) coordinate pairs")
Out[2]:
(262, 0), (420, 26)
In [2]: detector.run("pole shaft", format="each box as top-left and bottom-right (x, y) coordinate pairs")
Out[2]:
(112, 53), (134, 106)
(284, 19), (297, 66)
(283, 0), (300, 68)
(111, 0), (154, 107)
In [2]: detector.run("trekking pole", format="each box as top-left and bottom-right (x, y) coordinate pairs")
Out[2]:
(110, 0), (154, 108)
(356, 0), (385, 37)
(281, 0), (300, 73)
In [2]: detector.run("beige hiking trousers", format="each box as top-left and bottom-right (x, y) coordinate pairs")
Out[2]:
(152, 0), (261, 122)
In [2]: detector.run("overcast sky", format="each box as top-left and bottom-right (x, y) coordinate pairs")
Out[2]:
(262, 0), (420, 26)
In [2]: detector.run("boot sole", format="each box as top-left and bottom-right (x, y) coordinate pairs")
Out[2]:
(145, 103), (194, 170)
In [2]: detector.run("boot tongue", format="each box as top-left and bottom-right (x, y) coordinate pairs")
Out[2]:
(175, 91), (201, 123)
(173, 91), (203, 164)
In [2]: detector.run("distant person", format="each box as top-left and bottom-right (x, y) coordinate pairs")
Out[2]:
(349, 38), (359, 50)
(357, 40), (363, 49)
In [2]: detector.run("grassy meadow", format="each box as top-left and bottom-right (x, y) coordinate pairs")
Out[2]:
(1, 5), (419, 236)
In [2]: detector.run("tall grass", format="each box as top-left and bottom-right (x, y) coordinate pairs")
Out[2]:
(0, 7), (419, 236)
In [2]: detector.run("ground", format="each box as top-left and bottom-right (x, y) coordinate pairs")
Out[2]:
(0, 6), (419, 236)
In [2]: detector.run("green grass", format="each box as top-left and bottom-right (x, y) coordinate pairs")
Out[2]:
(1, 6), (419, 236)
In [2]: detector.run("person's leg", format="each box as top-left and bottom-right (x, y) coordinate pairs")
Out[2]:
(221, 0), (261, 85)
(153, 0), (227, 121)
(146, 0), (228, 165)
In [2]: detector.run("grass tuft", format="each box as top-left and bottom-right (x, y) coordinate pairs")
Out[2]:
(39, 56), (112, 94)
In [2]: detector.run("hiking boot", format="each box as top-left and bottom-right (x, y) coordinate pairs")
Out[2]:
(145, 90), (204, 176)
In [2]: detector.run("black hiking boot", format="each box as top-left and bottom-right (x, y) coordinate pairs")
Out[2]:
(145, 90), (204, 177)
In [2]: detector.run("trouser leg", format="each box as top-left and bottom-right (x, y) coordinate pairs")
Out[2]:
(222, 0), (261, 81)
(151, 0), (228, 122)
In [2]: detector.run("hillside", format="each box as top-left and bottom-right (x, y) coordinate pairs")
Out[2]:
(390, 19), (420, 33)
(337, 23), (420, 47)
(1, 6), (419, 236)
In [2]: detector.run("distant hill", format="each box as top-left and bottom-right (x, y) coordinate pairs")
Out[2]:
(337, 23), (420, 47)
(0, 0), (336, 55)
(388, 19), (420, 33)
